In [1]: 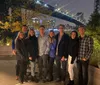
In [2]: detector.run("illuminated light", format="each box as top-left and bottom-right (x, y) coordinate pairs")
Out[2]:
(66, 12), (69, 14)
(44, 4), (48, 7)
(6, 43), (10, 46)
(33, 20), (35, 23)
(57, 8), (60, 11)
(37, 21), (39, 23)
(36, 0), (41, 4)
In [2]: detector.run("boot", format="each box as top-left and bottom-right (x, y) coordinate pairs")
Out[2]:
(67, 80), (74, 85)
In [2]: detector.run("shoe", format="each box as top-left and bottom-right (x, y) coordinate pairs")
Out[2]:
(15, 82), (23, 85)
(55, 78), (61, 82)
(16, 76), (19, 80)
(67, 80), (74, 85)
(33, 76), (39, 83)
(42, 79), (47, 83)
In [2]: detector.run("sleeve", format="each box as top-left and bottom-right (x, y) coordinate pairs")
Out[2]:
(12, 39), (15, 50)
(64, 35), (69, 58)
(45, 37), (50, 55)
(85, 37), (94, 60)
(71, 41), (79, 64)
(12, 32), (18, 50)
(36, 38), (39, 56)
(16, 40), (24, 59)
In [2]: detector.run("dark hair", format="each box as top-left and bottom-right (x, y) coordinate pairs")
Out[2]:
(59, 24), (65, 28)
(50, 30), (54, 33)
(71, 31), (78, 38)
(22, 25), (27, 27)
(39, 25), (45, 29)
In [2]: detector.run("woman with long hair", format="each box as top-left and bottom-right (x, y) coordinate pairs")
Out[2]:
(48, 30), (56, 81)
(67, 31), (79, 85)
(15, 32), (28, 85)
(26, 28), (38, 82)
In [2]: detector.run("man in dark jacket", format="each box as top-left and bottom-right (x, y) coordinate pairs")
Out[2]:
(55, 24), (69, 82)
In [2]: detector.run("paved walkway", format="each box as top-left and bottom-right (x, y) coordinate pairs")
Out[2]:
(0, 60), (65, 85)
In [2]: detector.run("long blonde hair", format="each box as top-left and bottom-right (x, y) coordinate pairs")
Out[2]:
(28, 28), (35, 37)
(15, 31), (24, 43)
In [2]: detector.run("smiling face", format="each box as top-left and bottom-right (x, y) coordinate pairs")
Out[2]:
(29, 29), (35, 36)
(78, 27), (85, 36)
(49, 31), (55, 37)
(19, 32), (24, 39)
(22, 26), (28, 33)
(58, 26), (64, 33)
(39, 27), (45, 36)
(71, 32), (77, 39)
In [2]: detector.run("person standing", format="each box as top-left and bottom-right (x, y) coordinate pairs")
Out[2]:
(15, 32), (28, 85)
(77, 26), (93, 85)
(67, 31), (79, 85)
(55, 24), (69, 82)
(12, 25), (28, 80)
(48, 30), (56, 81)
(26, 28), (38, 82)
(38, 25), (50, 82)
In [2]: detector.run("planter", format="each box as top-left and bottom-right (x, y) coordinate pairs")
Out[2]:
(74, 65), (100, 85)
(89, 65), (100, 85)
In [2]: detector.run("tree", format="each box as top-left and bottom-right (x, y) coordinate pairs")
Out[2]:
(88, 12), (100, 29)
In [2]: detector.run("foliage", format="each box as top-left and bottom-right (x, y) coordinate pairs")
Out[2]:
(88, 12), (100, 29)
(86, 26), (100, 67)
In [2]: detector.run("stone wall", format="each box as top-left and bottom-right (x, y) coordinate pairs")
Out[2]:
(0, 46), (12, 56)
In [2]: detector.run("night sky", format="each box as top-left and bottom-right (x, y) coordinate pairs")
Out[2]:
(43, 0), (94, 22)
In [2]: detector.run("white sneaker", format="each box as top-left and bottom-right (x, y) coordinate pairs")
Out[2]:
(15, 83), (23, 85)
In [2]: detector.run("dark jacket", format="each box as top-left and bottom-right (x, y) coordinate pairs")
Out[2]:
(26, 35), (38, 61)
(68, 37), (79, 64)
(12, 32), (28, 50)
(15, 39), (28, 61)
(55, 33), (69, 58)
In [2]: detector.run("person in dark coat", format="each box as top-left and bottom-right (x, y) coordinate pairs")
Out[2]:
(12, 25), (28, 80)
(67, 31), (79, 85)
(26, 28), (38, 82)
(15, 32), (28, 84)
(48, 30), (56, 81)
(55, 24), (69, 82)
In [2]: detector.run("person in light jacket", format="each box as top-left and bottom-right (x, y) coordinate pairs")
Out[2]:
(38, 25), (50, 83)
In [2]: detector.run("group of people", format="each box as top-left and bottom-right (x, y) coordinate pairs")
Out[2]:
(12, 24), (93, 85)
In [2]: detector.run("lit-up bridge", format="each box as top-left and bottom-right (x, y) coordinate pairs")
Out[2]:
(29, 0), (86, 26)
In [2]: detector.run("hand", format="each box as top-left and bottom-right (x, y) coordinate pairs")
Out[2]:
(12, 50), (16, 55)
(81, 57), (87, 61)
(61, 56), (65, 61)
(29, 57), (32, 60)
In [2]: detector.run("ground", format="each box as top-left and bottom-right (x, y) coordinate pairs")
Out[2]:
(0, 57), (66, 85)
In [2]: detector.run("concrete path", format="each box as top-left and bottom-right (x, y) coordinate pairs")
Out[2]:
(0, 60), (64, 85)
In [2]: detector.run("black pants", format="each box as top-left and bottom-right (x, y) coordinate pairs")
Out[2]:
(48, 57), (54, 79)
(16, 60), (20, 76)
(38, 55), (48, 79)
(77, 60), (89, 85)
(19, 60), (27, 83)
(55, 56), (67, 81)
